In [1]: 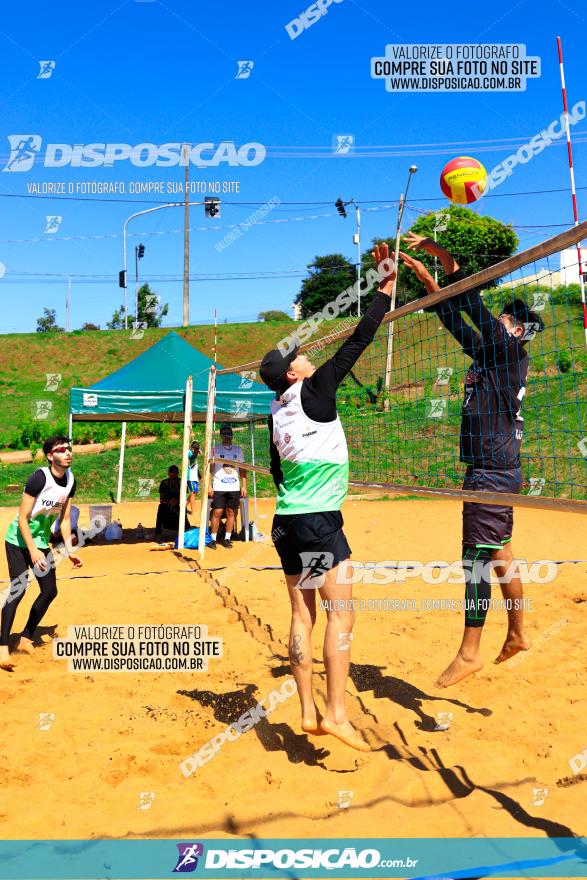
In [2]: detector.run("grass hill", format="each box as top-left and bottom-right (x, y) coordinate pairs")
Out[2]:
(1, 303), (586, 505)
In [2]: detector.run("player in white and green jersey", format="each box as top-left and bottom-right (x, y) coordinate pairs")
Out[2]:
(260, 243), (396, 752)
(1, 435), (82, 671)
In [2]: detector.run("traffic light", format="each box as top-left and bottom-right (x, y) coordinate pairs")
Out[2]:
(335, 198), (347, 218)
(137, 243), (145, 259)
(205, 197), (221, 218)
(119, 269), (126, 289)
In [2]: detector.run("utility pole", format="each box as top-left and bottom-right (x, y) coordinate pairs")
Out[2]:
(66, 276), (71, 331)
(183, 146), (190, 327)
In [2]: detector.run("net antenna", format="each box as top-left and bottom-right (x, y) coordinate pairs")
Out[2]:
(557, 36), (587, 352)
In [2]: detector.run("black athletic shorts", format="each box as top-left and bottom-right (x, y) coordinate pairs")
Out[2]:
(272, 511), (351, 577)
(462, 466), (523, 548)
(212, 490), (241, 511)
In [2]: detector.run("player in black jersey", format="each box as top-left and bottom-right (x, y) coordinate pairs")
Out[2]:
(401, 233), (544, 688)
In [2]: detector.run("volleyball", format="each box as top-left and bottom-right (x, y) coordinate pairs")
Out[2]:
(440, 156), (487, 204)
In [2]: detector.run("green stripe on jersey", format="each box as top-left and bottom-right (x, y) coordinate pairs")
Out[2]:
(276, 459), (349, 514)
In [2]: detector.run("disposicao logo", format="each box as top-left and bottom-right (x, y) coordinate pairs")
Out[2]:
(173, 843), (204, 873)
(2, 137), (266, 171)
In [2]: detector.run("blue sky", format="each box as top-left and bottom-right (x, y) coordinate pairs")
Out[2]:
(0, 0), (586, 334)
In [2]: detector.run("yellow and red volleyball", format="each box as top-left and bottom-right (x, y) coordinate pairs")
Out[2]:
(440, 156), (487, 204)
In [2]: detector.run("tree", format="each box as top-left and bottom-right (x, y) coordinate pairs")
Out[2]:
(360, 206), (519, 307)
(107, 284), (168, 330)
(107, 306), (129, 330)
(80, 322), (100, 331)
(36, 308), (63, 333)
(136, 283), (168, 327)
(259, 310), (292, 322)
(295, 254), (356, 318)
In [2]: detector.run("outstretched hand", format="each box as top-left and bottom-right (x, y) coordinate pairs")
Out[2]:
(403, 231), (433, 251)
(399, 251), (434, 284)
(372, 242), (396, 295)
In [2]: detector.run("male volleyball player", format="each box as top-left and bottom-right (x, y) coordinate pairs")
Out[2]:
(1, 436), (81, 671)
(400, 232), (543, 688)
(259, 243), (396, 751)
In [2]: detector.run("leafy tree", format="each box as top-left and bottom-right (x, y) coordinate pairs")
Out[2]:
(36, 308), (63, 333)
(107, 306), (129, 330)
(361, 205), (519, 307)
(259, 310), (292, 322)
(107, 284), (168, 330)
(80, 322), (100, 331)
(295, 254), (356, 318)
(136, 283), (168, 327)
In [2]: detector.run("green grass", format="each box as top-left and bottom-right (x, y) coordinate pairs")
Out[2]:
(1, 300), (585, 503)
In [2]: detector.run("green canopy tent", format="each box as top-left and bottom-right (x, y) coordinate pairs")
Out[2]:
(68, 331), (273, 531)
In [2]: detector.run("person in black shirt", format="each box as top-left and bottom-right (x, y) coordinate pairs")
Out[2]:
(155, 466), (190, 536)
(400, 233), (544, 688)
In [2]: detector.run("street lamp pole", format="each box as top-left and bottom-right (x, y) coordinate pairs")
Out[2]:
(384, 165), (418, 394)
(122, 201), (207, 329)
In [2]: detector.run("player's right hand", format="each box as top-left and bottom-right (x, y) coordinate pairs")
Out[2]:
(30, 548), (48, 571)
(399, 251), (432, 283)
(404, 231), (433, 251)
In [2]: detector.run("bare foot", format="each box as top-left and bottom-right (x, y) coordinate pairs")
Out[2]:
(434, 653), (483, 688)
(302, 714), (327, 736)
(319, 718), (371, 752)
(494, 632), (531, 664)
(15, 636), (35, 655)
(0, 646), (15, 671)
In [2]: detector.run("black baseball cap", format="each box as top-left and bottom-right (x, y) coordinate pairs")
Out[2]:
(259, 347), (299, 392)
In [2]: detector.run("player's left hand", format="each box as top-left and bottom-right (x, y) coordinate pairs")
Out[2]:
(399, 251), (433, 284)
(70, 555), (83, 568)
(372, 242), (396, 295)
(241, 487), (248, 498)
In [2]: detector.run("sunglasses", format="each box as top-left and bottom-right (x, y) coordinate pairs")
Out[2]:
(52, 445), (73, 454)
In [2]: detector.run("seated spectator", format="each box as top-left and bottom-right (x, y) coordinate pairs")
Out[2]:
(155, 466), (190, 536)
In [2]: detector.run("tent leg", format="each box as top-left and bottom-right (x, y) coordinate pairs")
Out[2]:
(116, 422), (126, 504)
(68, 412), (73, 442)
(198, 367), (217, 557)
(178, 377), (193, 551)
(249, 420), (258, 540)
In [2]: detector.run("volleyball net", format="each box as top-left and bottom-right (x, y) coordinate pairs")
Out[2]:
(198, 219), (587, 544)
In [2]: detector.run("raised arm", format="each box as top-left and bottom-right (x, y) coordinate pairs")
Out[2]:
(399, 251), (480, 358)
(309, 242), (395, 393)
(403, 231), (460, 276)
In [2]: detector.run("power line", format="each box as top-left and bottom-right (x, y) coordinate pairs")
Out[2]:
(2, 184), (587, 207)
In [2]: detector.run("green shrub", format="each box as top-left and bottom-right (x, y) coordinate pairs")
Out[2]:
(557, 350), (572, 374)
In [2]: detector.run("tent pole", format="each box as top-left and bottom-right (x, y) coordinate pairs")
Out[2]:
(198, 367), (217, 557)
(116, 421), (126, 504)
(249, 420), (258, 537)
(68, 411), (73, 442)
(178, 376), (193, 551)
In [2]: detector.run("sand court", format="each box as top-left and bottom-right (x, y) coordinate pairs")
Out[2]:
(0, 497), (585, 845)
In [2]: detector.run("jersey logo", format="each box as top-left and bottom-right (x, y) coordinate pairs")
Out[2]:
(284, 433), (291, 444)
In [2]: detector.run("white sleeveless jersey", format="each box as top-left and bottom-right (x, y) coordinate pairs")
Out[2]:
(270, 381), (348, 514)
(6, 467), (75, 549)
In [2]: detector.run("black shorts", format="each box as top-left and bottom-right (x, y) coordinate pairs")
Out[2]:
(272, 511), (351, 577)
(212, 490), (241, 511)
(462, 466), (523, 548)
